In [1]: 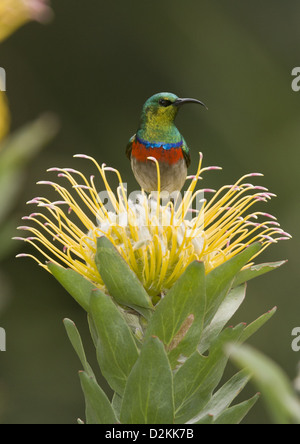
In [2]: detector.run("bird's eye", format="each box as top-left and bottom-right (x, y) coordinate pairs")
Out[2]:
(159, 99), (172, 107)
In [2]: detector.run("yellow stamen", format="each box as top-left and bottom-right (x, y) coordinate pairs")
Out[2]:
(16, 154), (290, 299)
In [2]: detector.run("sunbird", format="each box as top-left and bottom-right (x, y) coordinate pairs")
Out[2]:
(126, 92), (206, 194)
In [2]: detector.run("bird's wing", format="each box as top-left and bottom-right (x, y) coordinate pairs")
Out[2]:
(126, 134), (136, 160)
(181, 137), (191, 168)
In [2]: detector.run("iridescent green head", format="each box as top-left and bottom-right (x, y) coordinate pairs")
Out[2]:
(138, 92), (206, 142)
(141, 93), (180, 125)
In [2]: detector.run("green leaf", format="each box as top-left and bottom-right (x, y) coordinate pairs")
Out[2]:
(63, 318), (94, 377)
(90, 289), (139, 395)
(47, 263), (95, 311)
(111, 392), (123, 422)
(0, 169), (24, 225)
(174, 324), (245, 423)
(79, 371), (117, 424)
(0, 113), (59, 173)
(214, 393), (260, 424)
(173, 352), (209, 423)
(145, 261), (206, 365)
(205, 243), (262, 326)
(120, 336), (174, 424)
(199, 290), (276, 356)
(95, 236), (153, 316)
(228, 343), (300, 424)
(87, 313), (99, 349)
(239, 306), (277, 343)
(232, 261), (287, 288)
(0, 114), (59, 225)
(187, 370), (251, 423)
(196, 414), (214, 424)
(198, 284), (246, 354)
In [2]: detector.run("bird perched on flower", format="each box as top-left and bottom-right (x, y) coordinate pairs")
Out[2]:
(126, 92), (206, 194)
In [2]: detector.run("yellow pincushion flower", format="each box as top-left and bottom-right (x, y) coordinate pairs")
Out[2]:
(15, 154), (291, 298)
(0, 0), (52, 42)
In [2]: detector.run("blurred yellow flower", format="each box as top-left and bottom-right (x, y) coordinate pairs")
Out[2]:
(0, 0), (53, 143)
(15, 154), (291, 297)
(0, 0), (52, 42)
(0, 92), (10, 142)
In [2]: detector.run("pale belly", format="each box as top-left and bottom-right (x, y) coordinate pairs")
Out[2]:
(131, 157), (187, 194)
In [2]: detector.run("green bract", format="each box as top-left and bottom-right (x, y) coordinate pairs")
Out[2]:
(49, 239), (287, 424)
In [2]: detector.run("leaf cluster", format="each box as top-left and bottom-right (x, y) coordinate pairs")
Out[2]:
(49, 238), (292, 424)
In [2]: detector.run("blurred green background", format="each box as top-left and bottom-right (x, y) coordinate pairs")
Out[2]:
(0, 0), (299, 424)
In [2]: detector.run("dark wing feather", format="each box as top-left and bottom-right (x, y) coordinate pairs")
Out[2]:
(181, 137), (191, 167)
(126, 134), (136, 160)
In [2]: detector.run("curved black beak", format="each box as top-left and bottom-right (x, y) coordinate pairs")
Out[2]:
(174, 97), (208, 110)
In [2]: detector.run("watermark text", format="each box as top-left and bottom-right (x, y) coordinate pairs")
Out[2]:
(0, 67), (6, 92)
(291, 327), (300, 352)
(292, 67), (300, 92)
(95, 187), (205, 228)
(0, 327), (6, 352)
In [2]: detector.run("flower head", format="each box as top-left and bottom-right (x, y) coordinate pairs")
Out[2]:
(0, 0), (53, 42)
(15, 153), (291, 298)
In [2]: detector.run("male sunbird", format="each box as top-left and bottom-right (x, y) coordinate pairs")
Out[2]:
(126, 92), (206, 194)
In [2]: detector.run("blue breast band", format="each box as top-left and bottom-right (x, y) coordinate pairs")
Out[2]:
(136, 135), (183, 150)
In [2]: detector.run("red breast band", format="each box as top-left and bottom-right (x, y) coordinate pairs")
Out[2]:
(131, 139), (183, 165)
